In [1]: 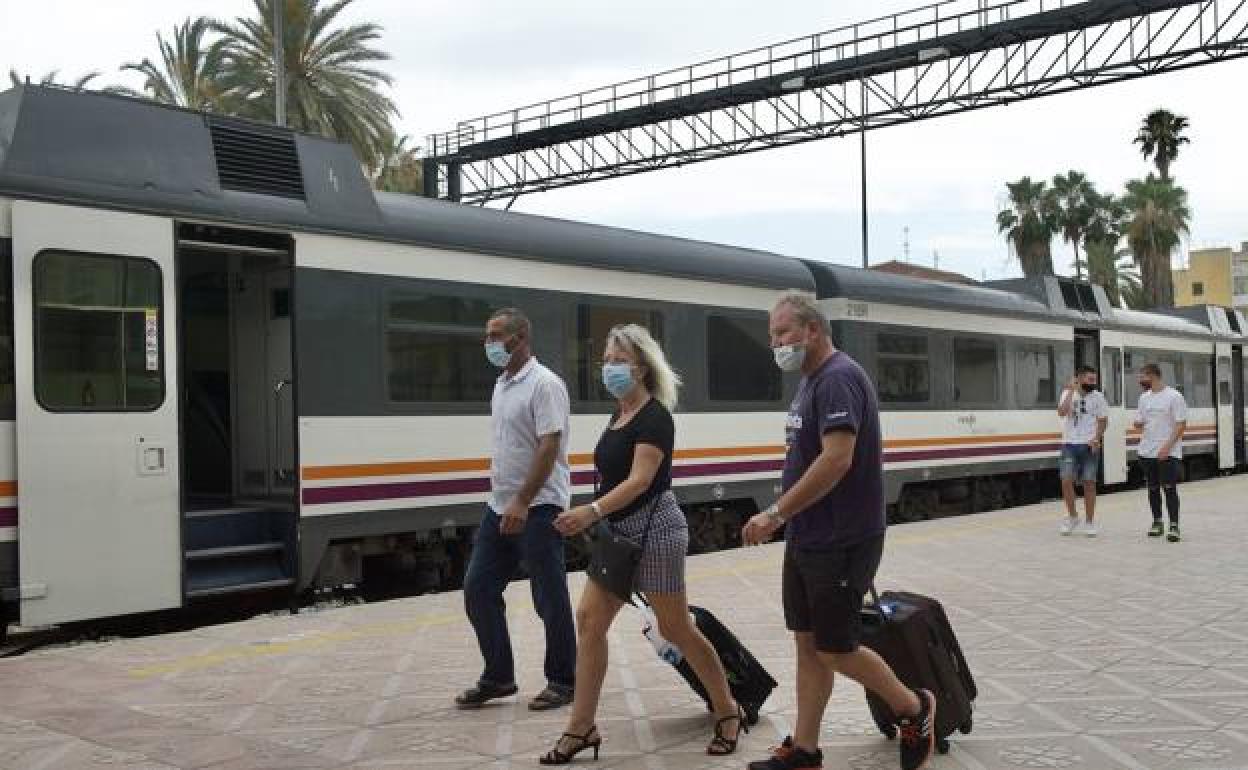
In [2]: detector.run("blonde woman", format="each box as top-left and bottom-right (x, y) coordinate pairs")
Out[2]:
(542, 324), (746, 764)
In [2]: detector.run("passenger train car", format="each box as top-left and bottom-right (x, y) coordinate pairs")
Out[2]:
(0, 85), (1245, 634)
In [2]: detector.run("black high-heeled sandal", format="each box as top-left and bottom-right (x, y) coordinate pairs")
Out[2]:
(539, 725), (601, 765)
(707, 705), (749, 756)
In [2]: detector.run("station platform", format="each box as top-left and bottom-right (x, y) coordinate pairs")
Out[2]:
(2, 475), (1248, 770)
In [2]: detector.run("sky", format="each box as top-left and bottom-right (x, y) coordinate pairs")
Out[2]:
(2, 0), (1245, 281)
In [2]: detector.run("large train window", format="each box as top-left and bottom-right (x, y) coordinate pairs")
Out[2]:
(34, 251), (164, 411)
(385, 292), (496, 402)
(1218, 356), (1233, 406)
(1015, 344), (1056, 408)
(706, 314), (780, 402)
(1186, 354), (1213, 407)
(569, 303), (664, 403)
(876, 332), (930, 404)
(953, 337), (999, 404)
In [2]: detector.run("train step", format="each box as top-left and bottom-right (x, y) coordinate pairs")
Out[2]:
(182, 506), (296, 601)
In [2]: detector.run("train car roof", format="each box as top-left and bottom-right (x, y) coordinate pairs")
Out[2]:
(0, 85), (813, 292)
(803, 260), (1078, 323)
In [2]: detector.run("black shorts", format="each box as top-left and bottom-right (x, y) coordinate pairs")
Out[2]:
(782, 534), (885, 654)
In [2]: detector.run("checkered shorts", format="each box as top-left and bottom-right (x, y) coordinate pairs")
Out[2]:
(610, 490), (688, 594)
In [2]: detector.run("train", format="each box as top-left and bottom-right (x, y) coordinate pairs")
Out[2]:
(1, 84), (1244, 636)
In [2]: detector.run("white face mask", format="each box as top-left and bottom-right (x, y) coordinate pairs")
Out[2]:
(773, 343), (807, 372)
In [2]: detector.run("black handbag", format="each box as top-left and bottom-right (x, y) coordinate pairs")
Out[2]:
(585, 497), (659, 604)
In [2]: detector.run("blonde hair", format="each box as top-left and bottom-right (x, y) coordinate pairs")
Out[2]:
(605, 324), (682, 410)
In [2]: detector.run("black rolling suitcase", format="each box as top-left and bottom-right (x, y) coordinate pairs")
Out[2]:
(656, 605), (777, 725)
(859, 589), (975, 754)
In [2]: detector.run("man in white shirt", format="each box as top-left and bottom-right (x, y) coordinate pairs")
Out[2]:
(457, 308), (576, 711)
(1057, 366), (1109, 536)
(1134, 363), (1187, 542)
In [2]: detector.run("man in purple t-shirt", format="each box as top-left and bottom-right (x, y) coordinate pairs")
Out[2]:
(742, 291), (936, 770)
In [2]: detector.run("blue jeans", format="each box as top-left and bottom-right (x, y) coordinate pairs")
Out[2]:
(1059, 443), (1099, 483)
(463, 504), (575, 692)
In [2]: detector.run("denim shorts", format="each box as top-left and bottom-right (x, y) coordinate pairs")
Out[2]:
(1059, 443), (1099, 482)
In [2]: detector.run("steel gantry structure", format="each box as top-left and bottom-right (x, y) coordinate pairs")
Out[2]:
(424, 0), (1248, 206)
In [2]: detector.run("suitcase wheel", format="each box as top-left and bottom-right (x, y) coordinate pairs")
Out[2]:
(937, 738), (951, 755)
(881, 724), (897, 740)
(959, 718), (972, 735)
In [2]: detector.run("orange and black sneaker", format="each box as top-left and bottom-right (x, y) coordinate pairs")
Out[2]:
(747, 736), (822, 770)
(897, 689), (937, 770)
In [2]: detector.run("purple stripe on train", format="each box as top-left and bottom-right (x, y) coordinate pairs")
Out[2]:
(0, 507), (16, 527)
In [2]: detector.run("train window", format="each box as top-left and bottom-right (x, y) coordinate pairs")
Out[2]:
(876, 333), (930, 404)
(385, 292), (497, 402)
(1101, 348), (1122, 406)
(34, 251), (164, 411)
(1218, 357), (1233, 405)
(1184, 354), (1211, 407)
(569, 304), (664, 403)
(0, 246), (11, 419)
(1014, 344), (1056, 407)
(953, 338), (999, 404)
(707, 315), (781, 401)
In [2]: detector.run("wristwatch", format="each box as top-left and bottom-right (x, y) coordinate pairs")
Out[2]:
(764, 504), (786, 526)
(590, 501), (604, 520)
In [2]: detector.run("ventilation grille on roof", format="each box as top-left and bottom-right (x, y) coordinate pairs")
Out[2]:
(1225, 308), (1242, 334)
(207, 117), (305, 199)
(1058, 279), (1101, 315)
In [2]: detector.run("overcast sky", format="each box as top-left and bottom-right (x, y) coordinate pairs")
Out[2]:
(3, 0), (1245, 281)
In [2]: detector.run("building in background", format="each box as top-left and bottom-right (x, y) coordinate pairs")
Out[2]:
(1173, 244), (1248, 308)
(868, 260), (977, 285)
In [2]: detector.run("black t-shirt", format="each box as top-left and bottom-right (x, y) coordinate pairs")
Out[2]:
(593, 398), (675, 520)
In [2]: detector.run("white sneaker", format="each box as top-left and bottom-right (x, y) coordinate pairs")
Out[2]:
(1059, 516), (1078, 535)
(1079, 522), (1099, 537)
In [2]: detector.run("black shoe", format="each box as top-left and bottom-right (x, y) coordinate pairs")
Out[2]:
(1148, 520), (1165, 537)
(454, 681), (518, 709)
(747, 736), (822, 770)
(898, 689), (937, 770)
(1167, 524), (1181, 542)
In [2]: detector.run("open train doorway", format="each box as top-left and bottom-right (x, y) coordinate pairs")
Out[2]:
(176, 223), (296, 599)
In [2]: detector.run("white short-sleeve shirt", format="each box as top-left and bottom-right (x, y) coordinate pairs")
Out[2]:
(489, 358), (571, 511)
(1135, 386), (1188, 459)
(1060, 388), (1109, 445)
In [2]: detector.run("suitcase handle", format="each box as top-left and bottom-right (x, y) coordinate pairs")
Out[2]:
(868, 585), (893, 625)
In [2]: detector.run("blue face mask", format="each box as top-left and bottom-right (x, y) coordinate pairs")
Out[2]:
(601, 363), (635, 398)
(484, 340), (512, 368)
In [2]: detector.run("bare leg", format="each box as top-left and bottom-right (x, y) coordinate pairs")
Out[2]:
(821, 646), (920, 720)
(793, 632), (835, 752)
(1061, 478), (1077, 518)
(647, 592), (738, 738)
(562, 580), (624, 736)
(1082, 480), (1097, 523)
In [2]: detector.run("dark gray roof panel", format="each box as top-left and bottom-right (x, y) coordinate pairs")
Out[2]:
(0, 86), (812, 291)
(804, 260), (1066, 321)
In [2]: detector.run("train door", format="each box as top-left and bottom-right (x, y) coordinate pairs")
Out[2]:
(1098, 330), (1128, 484)
(1215, 343), (1235, 470)
(1236, 346), (1246, 465)
(12, 200), (181, 625)
(177, 225), (296, 600)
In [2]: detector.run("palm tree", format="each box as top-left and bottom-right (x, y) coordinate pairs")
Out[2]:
(9, 69), (104, 91)
(374, 132), (425, 194)
(1122, 175), (1191, 308)
(1051, 170), (1097, 279)
(123, 18), (234, 111)
(996, 177), (1057, 277)
(1133, 109), (1190, 181)
(1078, 241), (1141, 308)
(213, 0), (399, 170)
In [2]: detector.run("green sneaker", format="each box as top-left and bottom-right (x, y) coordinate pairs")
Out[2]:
(1166, 525), (1181, 543)
(1148, 521), (1165, 537)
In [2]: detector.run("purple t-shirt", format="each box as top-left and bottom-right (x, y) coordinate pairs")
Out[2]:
(781, 351), (886, 549)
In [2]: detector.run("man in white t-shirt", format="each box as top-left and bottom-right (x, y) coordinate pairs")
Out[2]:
(457, 308), (576, 711)
(1057, 366), (1109, 536)
(1134, 363), (1187, 542)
